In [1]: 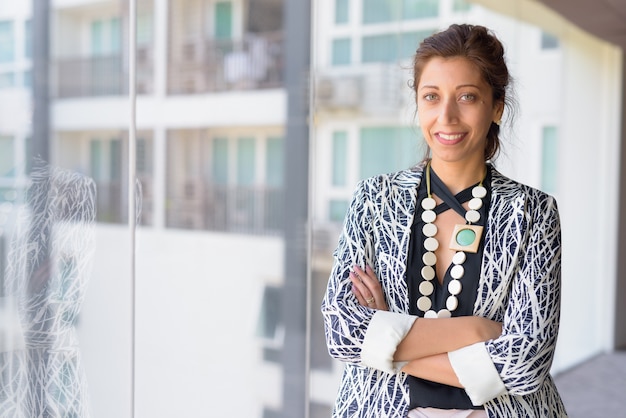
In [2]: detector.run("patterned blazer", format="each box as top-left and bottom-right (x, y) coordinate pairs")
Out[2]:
(321, 164), (568, 417)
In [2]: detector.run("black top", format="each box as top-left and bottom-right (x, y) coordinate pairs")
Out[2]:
(406, 166), (492, 410)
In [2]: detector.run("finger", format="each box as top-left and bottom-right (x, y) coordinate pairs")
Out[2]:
(350, 271), (374, 304)
(353, 265), (382, 300)
(351, 284), (366, 306)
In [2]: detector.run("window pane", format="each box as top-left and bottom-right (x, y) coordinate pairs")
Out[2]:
(362, 34), (397, 63)
(212, 137), (229, 184)
(329, 199), (349, 222)
(332, 131), (348, 186)
(24, 19), (32, 59)
(0, 21), (15, 63)
(332, 38), (351, 66)
(215, 1), (233, 39)
(335, 0), (349, 24)
(541, 31), (560, 50)
(403, 0), (439, 20)
(362, 0), (397, 24)
(541, 126), (558, 193)
(359, 126), (419, 179)
(453, 0), (472, 12)
(266, 136), (284, 187)
(237, 137), (255, 185)
(90, 20), (104, 55)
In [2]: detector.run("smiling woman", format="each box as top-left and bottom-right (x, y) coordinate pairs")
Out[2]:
(321, 24), (568, 418)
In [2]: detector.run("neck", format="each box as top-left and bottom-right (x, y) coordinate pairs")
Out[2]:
(428, 159), (487, 195)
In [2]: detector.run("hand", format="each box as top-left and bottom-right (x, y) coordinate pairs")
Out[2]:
(350, 265), (388, 311)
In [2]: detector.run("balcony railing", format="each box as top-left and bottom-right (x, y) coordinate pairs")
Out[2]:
(168, 32), (284, 94)
(53, 47), (154, 98)
(166, 183), (283, 236)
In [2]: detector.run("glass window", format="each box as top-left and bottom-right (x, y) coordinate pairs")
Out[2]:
(215, 1), (233, 40)
(0, 136), (14, 177)
(24, 19), (32, 59)
(335, 0), (349, 24)
(237, 137), (255, 186)
(332, 38), (351, 66)
(266, 136), (284, 187)
(110, 18), (121, 54)
(329, 199), (349, 222)
(212, 137), (229, 184)
(359, 126), (420, 179)
(90, 20), (104, 56)
(541, 31), (560, 50)
(137, 13), (153, 45)
(453, 0), (472, 12)
(332, 131), (348, 186)
(362, 31), (430, 63)
(363, 0), (438, 24)
(402, 0), (439, 20)
(0, 21), (15, 63)
(541, 126), (558, 193)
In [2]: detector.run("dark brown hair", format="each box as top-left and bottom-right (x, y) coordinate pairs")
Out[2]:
(412, 24), (515, 161)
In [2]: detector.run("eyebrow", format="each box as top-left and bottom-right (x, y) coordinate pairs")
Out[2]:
(419, 84), (481, 90)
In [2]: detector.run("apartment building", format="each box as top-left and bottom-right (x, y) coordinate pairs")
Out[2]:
(1, 0), (624, 417)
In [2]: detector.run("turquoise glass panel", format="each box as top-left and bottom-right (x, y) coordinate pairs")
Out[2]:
(212, 138), (229, 185)
(332, 131), (347, 186)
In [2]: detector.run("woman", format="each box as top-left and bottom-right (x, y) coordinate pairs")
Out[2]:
(321, 24), (567, 417)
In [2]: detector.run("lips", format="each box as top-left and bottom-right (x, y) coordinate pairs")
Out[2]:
(435, 132), (466, 144)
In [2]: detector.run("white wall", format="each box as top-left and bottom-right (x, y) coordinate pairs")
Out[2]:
(76, 226), (284, 418)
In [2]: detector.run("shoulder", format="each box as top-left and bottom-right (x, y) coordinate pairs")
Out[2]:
(490, 167), (559, 219)
(357, 165), (424, 196)
(491, 167), (556, 203)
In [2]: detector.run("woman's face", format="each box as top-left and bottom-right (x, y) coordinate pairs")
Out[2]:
(417, 56), (503, 167)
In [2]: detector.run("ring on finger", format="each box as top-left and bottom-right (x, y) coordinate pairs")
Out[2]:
(365, 296), (375, 304)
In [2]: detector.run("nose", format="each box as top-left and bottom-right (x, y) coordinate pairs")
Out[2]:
(438, 98), (459, 125)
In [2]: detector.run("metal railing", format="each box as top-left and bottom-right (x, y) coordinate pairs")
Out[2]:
(166, 183), (283, 236)
(168, 32), (284, 94)
(53, 47), (153, 98)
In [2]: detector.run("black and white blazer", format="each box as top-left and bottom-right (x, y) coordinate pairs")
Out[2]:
(321, 164), (568, 417)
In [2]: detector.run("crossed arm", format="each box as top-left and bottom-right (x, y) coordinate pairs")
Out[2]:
(350, 265), (502, 388)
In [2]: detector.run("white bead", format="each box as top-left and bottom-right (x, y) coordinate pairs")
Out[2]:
(448, 279), (462, 295)
(424, 237), (439, 251)
(472, 185), (487, 198)
(422, 223), (437, 237)
(424, 310), (438, 318)
(465, 210), (480, 223)
(422, 210), (436, 223)
(417, 296), (432, 312)
(451, 264), (464, 279)
(437, 309), (451, 318)
(421, 265), (435, 280)
(468, 197), (483, 210)
(452, 251), (466, 265)
(446, 296), (458, 311)
(419, 280), (434, 296)
(421, 197), (436, 210)
(422, 251), (437, 266)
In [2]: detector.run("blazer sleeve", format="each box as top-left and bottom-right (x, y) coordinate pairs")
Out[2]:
(449, 192), (562, 404)
(320, 178), (377, 363)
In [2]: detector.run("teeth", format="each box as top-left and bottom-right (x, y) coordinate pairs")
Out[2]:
(439, 133), (463, 140)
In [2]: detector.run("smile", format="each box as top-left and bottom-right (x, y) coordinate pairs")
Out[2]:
(438, 133), (464, 141)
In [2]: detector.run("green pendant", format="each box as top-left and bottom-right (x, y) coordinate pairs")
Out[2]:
(456, 228), (476, 246)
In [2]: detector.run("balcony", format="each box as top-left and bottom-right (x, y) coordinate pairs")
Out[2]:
(53, 46), (154, 98)
(167, 182), (283, 236)
(168, 32), (284, 94)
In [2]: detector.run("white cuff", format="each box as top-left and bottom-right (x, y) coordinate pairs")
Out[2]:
(448, 342), (507, 405)
(361, 311), (416, 374)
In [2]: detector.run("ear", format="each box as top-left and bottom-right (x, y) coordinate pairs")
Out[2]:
(493, 100), (505, 124)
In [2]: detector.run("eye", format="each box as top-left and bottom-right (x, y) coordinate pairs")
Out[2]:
(459, 93), (476, 102)
(423, 93), (438, 101)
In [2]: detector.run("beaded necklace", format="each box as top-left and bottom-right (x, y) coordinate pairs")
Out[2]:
(416, 162), (487, 318)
